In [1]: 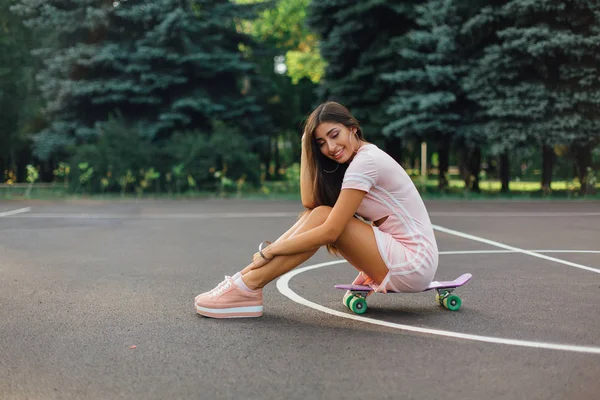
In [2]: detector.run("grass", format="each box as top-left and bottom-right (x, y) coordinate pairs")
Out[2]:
(1, 178), (598, 202)
(415, 178), (592, 191)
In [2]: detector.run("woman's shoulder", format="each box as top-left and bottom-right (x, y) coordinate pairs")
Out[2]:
(344, 144), (380, 180)
(349, 144), (377, 165)
(353, 143), (386, 165)
(354, 143), (407, 177)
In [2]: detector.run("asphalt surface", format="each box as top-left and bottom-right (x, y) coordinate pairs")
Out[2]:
(1, 198), (599, 400)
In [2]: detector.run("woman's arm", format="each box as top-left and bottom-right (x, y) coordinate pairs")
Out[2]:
(262, 189), (366, 259)
(300, 135), (316, 209)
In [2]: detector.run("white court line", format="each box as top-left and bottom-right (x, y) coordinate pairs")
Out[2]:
(433, 224), (600, 274)
(5, 211), (600, 219)
(429, 212), (600, 217)
(0, 207), (31, 218)
(6, 212), (300, 219)
(276, 259), (600, 355)
(530, 250), (600, 254)
(440, 250), (600, 255)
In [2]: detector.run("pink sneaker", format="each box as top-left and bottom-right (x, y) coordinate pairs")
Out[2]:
(195, 276), (263, 318)
(194, 273), (240, 304)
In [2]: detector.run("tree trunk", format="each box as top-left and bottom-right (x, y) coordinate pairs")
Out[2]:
(437, 137), (450, 191)
(384, 136), (403, 165)
(458, 147), (471, 189)
(468, 146), (481, 193)
(291, 130), (302, 164)
(500, 152), (510, 193)
(541, 144), (554, 193)
(40, 158), (53, 183)
(273, 135), (281, 180)
(574, 143), (592, 195)
(15, 147), (28, 183)
(409, 142), (417, 172)
(262, 149), (272, 181)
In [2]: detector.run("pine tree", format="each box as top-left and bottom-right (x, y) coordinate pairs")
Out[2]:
(306, 0), (418, 161)
(0, 0), (41, 179)
(383, 0), (466, 190)
(237, 0), (319, 180)
(462, 0), (600, 193)
(11, 0), (270, 160)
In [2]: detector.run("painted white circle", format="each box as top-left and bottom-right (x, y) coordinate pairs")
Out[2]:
(276, 252), (600, 355)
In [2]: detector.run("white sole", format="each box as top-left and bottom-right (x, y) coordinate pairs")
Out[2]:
(196, 304), (263, 318)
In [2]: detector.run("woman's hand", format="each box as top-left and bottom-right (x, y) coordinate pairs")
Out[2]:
(251, 251), (271, 269)
(250, 242), (274, 270)
(352, 271), (374, 286)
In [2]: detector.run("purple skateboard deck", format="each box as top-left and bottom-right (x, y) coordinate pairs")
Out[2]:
(335, 273), (472, 293)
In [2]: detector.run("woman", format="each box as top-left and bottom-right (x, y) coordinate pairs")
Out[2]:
(194, 101), (439, 318)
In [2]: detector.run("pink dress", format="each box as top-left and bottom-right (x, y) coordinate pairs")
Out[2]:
(341, 143), (439, 293)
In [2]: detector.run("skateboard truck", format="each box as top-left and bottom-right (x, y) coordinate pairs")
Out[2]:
(336, 273), (472, 314)
(435, 288), (461, 309)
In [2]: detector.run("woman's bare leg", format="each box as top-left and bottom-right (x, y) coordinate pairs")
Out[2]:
(241, 206), (389, 290)
(274, 210), (312, 242)
(239, 210), (311, 275)
(240, 208), (326, 288)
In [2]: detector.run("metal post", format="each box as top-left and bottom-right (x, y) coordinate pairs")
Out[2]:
(421, 142), (427, 191)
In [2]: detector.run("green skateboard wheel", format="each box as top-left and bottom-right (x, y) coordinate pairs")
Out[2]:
(436, 290), (447, 305)
(443, 294), (461, 311)
(349, 296), (368, 314)
(344, 293), (353, 308)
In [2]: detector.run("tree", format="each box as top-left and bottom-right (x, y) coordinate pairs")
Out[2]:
(234, 0), (320, 179)
(237, 0), (325, 84)
(0, 0), (42, 180)
(462, 0), (600, 194)
(383, 0), (466, 191)
(11, 0), (270, 161)
(307, 0), (418, 162)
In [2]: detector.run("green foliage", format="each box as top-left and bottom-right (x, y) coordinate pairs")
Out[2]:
(236, 0), (325, 83)
(68, 112), (155, 193)
(3, 0), (600, 198)
(233, 0), (320, 176)
(0, 0), (41, 174)
(285, 49), (326, 84)
(462, 0), (600, 153)
(136, 168), (160, 197)
(24, 164), (38, 197)
(383, 0), (472, 190)
(60, 112), (261, 195)
(164, 122), (261, 191)
(383, 0), (465, 141)
(11, 0), (270, 160)
(77, 162), (94, 193)
(52, 162), (70, 186)
(118, 170), (136, 197)
(307, 0), (418, 141)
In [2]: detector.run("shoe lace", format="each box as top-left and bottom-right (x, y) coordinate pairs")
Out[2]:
(209, 277), (233, 297)
(208, 276), (231, 294)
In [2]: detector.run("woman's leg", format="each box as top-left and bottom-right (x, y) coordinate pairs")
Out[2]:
(194, 209), (312, 304)
(239, 210), (311, 275)
(241, 206), (389, 290)
(195, 206), (389, 318)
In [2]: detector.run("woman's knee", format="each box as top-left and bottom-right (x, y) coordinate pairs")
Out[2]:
(306, 205), (332, 225)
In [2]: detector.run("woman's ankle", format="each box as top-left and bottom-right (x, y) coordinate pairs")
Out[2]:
(239, 272), (263, 291)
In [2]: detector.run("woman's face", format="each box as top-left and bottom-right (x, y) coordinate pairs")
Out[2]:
(313, 122), (360, 164)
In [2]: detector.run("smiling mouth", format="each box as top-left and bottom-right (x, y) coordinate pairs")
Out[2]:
(332, 149), (344, 160)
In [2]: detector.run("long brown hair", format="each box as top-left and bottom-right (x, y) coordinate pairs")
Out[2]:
(302, 101), (366, 208)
